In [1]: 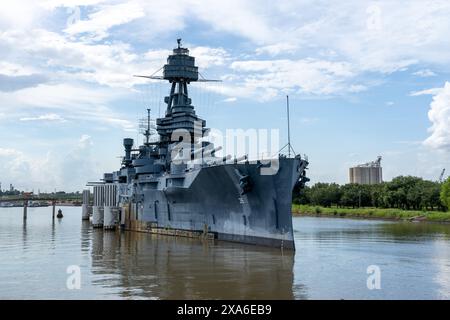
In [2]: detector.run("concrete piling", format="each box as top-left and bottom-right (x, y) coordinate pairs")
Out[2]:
(82, 189), (90, 220)
(103, 184), (118, 230)
(92, 185), (104, 228)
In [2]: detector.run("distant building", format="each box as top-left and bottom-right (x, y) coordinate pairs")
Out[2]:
(349, 156), (383, 185)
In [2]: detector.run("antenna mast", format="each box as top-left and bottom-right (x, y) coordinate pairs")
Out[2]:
(277, 95), (296, 158)
(287, 95), (291, 158)
(145, 108), (151, 145)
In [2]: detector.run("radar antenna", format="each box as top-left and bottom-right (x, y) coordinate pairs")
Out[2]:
(145, 108), (150, 145)
(134, 75), (221, 83)
(139, 108), (155, 146)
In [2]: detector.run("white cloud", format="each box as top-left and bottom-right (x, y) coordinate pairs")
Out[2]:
(0, 62), (37, 76)
(60, 134), (98, 189)
(2, 83), (118, 110)
(0, 28), (160, 88)
(2, 0), (450, 191)
(2, 1), (449, 102)
(190, 46), (229, 69)
(189, 0), (280, 45)
(394, 140), (422, 145)
(300, 117), (319, 124)
(220, 97), (237, 103)
(0, 1), (45, 30)
(410, 87), (443, 96)
(413, 69), (437, 77)
(0, 83), (135, 131)
(102, 117), (136, 132)
(0, 147), (51, 191)
(423, 82), (450, 151)
(5, 1), (450, 79)
(20, 113), (67, 122)
(64, 2), (145, 39)
(40, 0), (107, 9)
(255, 43), (298, 56)
(197, 0), (450, 75)
(0, 148), (31, 189)
(162, 1), (450, 74)
(0, 73), (48, 92)
(0, 135), (100, 191)
(79, 134), (92, 146)
(303, 1), (450, 73)
(228, 58), (361, 99)
(0, 148), (23, 157)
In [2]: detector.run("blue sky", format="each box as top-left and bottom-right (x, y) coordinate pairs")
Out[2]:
(0, 0), (449, 192)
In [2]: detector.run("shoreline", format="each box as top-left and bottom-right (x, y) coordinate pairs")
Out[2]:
(292, 212), (450, 224)
(292, 204), (450, 224)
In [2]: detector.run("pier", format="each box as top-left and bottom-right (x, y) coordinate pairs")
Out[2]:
(0, 195), (82, 220)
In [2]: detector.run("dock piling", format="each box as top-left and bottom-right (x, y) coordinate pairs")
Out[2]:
(82, 189), (90, 220)
(92, 185), (104, 228)
(23, 200), (28, 220)
(103, 184), (118, 230)
(52, 201), (56, 220)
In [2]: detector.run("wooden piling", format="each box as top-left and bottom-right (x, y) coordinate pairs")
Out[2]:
(52, 201), (56, 220)
(23, 200), (28, 220)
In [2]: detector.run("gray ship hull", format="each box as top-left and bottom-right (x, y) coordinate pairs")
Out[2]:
(126, 157), (304, 250)
(87, 41), (309, 251)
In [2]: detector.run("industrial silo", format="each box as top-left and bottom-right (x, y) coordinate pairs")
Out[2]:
(349, 156), (382, 185)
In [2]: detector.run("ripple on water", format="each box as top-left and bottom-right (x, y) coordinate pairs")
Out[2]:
(1, 209), (450, 299)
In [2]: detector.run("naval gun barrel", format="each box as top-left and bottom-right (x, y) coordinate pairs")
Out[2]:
(175, 146), (223, 162)
(191, 145), (222, 157)
(203, 154), (232, 164)
(234, 155), (248, 163)
(222, 155), (232, 162)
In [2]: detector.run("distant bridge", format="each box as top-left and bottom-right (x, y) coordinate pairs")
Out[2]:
(0, 195), (82, 203)
(0, 195), (83, 220)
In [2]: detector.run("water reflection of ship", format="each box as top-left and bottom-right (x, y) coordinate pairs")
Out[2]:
(89, 231), (296, 299)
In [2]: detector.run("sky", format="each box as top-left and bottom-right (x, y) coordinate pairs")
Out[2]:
(0, 0), (449, 192)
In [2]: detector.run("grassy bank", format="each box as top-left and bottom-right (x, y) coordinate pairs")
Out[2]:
(292, 204), (450, 222)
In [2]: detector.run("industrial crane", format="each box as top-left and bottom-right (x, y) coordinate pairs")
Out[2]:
(439, 169), (446, 183)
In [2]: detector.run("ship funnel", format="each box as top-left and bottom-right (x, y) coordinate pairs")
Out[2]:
(123, 138), (134, 161)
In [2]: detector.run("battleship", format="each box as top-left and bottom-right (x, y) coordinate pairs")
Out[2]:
(85, 40), (309, 250)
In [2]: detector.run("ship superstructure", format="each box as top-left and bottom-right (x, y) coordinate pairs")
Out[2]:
(86, 40), (309, 249)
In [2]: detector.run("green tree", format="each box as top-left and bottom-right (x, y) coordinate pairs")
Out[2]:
(309, 183), (334, 207)
(420, 180), (442, 210)
(441, 177), (450, 211)
(340, 184), (360, 208)
(293, 185), (311, 205)
(292, 175), (445, 212)
(370, 183), (385, 208)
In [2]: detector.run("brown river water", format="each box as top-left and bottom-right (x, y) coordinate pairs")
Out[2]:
(0, 206), (449, 299)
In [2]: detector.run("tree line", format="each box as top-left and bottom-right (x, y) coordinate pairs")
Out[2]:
(0, 189), (82, 200)
(294, 176), (450, 211)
